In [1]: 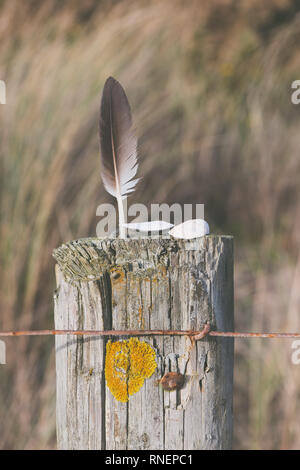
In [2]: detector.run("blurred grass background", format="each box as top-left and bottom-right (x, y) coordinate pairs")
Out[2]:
(0, 0), (300, 449)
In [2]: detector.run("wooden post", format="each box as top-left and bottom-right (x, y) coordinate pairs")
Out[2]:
(53, 235), (234, 450)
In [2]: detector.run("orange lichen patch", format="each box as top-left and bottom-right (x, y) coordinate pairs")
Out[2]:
(105, 338), (157, 402)
(110, 267), (125, 285)
(159, 265), (167, 277)
(151, 265), (168, 283)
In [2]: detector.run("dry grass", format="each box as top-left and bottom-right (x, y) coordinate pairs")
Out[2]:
(0, 0), (300, 449)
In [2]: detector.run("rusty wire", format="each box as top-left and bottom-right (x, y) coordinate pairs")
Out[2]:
(0, 323), (299, 340)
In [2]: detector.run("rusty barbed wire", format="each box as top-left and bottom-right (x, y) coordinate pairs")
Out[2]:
(0, 323), (299, 340)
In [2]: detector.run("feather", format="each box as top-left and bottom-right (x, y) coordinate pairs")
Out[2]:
(99, 77), (139, 238)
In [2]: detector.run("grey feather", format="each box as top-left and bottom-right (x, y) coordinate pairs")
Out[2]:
(99, 77), (139, 198)
(99, 77), (139, 237)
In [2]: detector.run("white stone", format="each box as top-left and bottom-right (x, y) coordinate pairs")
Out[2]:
(169, 219), (210, 239)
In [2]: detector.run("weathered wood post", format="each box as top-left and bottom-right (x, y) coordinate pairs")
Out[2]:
(53, 235), (234, 450)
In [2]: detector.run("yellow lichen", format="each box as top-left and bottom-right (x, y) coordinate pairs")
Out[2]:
(105, 337), (157, 402)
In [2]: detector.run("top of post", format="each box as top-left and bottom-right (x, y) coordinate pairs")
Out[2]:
(53, 235), (233, 284)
